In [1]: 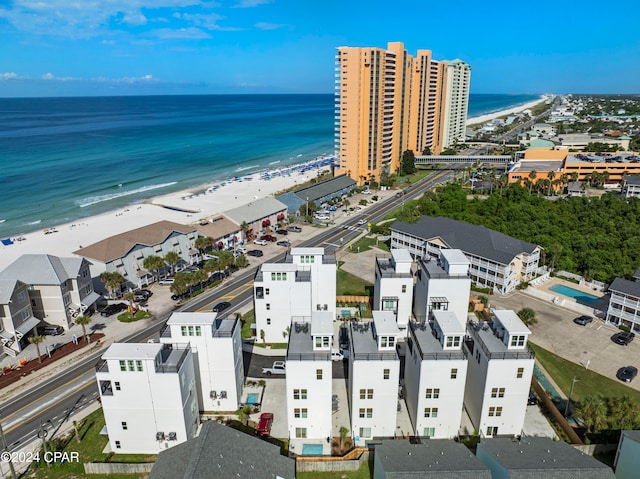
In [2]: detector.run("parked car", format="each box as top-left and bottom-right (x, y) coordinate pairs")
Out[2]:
(357, 219), (367, 226)
(158, 278), (174, 285)
(256, 413), (274, 437)
(287, 225), (302, 233)
(275, 229), (288, 235)
(224, 265), (239, 276)
(262, 361), (286, 376)
(135, 289), (153, 299)
(573, 315), (593, 326)
(616, 366), (638, 382)
(247, 249), (264, 257)
(254, 239), (267, 246)
(133, 292), (150, 302)
(37, 323), (64, 336)
(612, 331), (635, 345)
(171, 292), (190, 301)
(527, 390), (538, 405)
(100, 303), (128, 317)
(276, 240), (290, 247)
(260, 234), (277, 242)
(212, 301), (231, 313)
(362, 189), (371, 195)
(315, 215), (330, 221)
(339, 326), (349, 350)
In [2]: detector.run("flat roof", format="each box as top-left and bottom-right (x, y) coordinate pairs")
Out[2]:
(373, 311), (401, 336)
(350, 321), (379, 355)
(433, 311), (465, 335)
(291, 247), (325, 256)
(512, 160), (563, 172)
(391, 248), (412, 263)
(440, 248), (468, 265)
(287, 322), (330, 360)
(260, 263), (298, 273)
(311, 312), (333, 335)
(224, 197), (287, 225)
(167, 312), (218, 326)
(493, 309), (530, 335)
(103, 342), (162, 360)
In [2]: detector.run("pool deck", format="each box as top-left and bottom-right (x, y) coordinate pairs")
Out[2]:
(532, 277), (609, 310)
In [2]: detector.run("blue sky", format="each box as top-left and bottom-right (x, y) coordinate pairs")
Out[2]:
(1, 0), (639, 97)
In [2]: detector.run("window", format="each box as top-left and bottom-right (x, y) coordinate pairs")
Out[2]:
(115, 381), (121, 391)
(486, 426), (499, 436)
(316, 369), (323, 380)
(266, 318), (271, 325)
(17, 291), (26, 303)
(446, 336), (461, 348)
(122, 422), (128, 430)
(491, 387), (505, 398)
(359, 427), (371, 438)
(119, 360), (126, 372)
(517, 367), (524, 379)
(115, 441), (121, 449)
(295, 428), (307, 438)
(359, 389), (373, 399)
(358, 408), (372, 418)
(293, 389), (308, 400)
(423, 427), (435, 437)
(266, 304), (271, 310)
(265, 288), (270, 295)
(510, 335), (526, 347)
(425, 388), (440, 399)
(450, 368), (458, 379)
(294, 408), (308, 418)
(402, 285), (407, 293)
(424, 408), (438, 418)
(271, 272), (288, 281)
(195, 326), (201, 336)
(383, 369), (390, 380)
(181, 326), (188, 336)
(136, 360), (143, 372)
(127, 360), (134, 372)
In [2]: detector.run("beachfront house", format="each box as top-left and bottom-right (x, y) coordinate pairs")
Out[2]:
(373, 249), (414, 333)
(348, 312), (400, 446)
(159, 312), (244, 412)
(463, 310), (534, 438)
(605, 278), (640, 333)
(95, 342), (199, 454)
(276, 174), (357, 214)
(286, 316), (333, 453)
(0, 254), (100, 330)
(195, 215), (241, 252)
(74, 220), (201, 290)
(223, 197), (288, 242)
(391, 216), (540, 294)
(0, 279), (39, 356)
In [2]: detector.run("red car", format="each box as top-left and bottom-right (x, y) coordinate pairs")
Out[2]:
(260, 234), (277, 242)
(256, 413), (273, 437)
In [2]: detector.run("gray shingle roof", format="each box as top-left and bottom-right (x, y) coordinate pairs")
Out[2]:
(224, 197), (288, 225)
(291, 174), (356, 203)
(0, 254), (83, 285)
(375, 439), (491, 479)
(477, 437), (615, 479)
(392, 216), (538, 265)
(609, 277), (640, 299)
(623, 175), (640, 186)
(148, 420), (295, 479)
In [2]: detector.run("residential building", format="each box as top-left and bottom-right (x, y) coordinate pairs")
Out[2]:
(335, 42), (459, 183)
(373, 439), (491, 479)
(74, 221), (201, 289)
(373, 249), (414, 332)
(413, 248), (471, 322)
(477, 437), (615, 478)
(95, 342), (199, 454)
(194, 215), (241, 251)
(404, 313), (468, 439)
(605, 278), (640, 333)
(622, 175), (640, 199)
(348, 312), (400, 446)
(441, 59), (471, 148)
(0, 254), (99, 329)
(254, 247), (336, 343)
(159, 312), (244, 412)
(286, 315), (333, 451)
(148, 420), (295, 479)
(391, 216), (540, 294)
(223, 197), (288, 241)
(463, 310), (535, 438)
(276, 174), (356, 214)
(0, 279), (38, 355)
(614, 430), (640, 479)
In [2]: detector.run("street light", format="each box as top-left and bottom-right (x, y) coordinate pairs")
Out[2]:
(564, 376), (579, 417)
(0, 410), (17, 479)
(306, 197), (309, 218)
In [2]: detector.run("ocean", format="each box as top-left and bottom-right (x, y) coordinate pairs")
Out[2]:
(0, 93), (539, 237)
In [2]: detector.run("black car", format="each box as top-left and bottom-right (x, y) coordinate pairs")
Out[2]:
(527, 390), (538, 406)
(37, 323), (64, 336)
(247, 249), (264, 257)
(212, 301), (231, 313)
(100, 302), (128, 317)
(339, 326), (349, 350)
(225, 265), (239, 276)
(287, 225), (302, 233)
(275, 229), (288, 235)
(616, 366), (638, 382)
(573, 315), (593, 326)
(612, 331), (635, 345)
(276, 240), (290, 247)
(171, 292), (190, 301)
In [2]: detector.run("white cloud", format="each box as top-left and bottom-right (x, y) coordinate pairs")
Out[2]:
(1, 72), (19, 80)
(149, 27), (212, 39)
(233, 0), (272, 7)
(254, 21), (286, 30)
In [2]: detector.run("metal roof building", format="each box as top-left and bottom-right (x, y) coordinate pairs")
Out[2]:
(277, 174), (356, 213)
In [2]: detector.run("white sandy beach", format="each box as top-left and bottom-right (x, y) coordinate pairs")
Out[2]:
(466, 96), (547, 126)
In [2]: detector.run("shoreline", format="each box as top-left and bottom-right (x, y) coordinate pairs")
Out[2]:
(466, 95), (548, 126)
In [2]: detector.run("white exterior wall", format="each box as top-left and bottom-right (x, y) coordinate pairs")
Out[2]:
(349, 359), (399, 446)
(374, 255), (414, 332)
(290, 249), (336, 317)
(413, 275), (471, 322)
(285, 359), (333, 441)
(97, 348), (199, 454)
(30, 283), (72, 329)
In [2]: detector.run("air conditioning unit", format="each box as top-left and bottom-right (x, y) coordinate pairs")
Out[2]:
(156, 432), (165, 441)
(210, 390), (217, 399)
(168, 432), (177, 441)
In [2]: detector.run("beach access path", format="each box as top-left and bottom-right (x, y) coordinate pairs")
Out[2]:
(466, 97), (546, 126)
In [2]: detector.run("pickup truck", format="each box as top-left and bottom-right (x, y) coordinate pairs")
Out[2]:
(262, 361), (286, 376)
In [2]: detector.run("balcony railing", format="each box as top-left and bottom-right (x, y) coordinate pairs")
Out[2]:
(95, 359), (109, 373)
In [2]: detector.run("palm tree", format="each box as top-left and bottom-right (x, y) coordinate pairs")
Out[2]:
(194, 236), (214, 255)
(527, 170), (537, 194)
(100, 271), (125, 299)
(204, 258), (221, 275)
(28, 335), (44, 363)
(579, 394), (607, 433)
(170, 278), (189, 299)
(123, 292), (136, 319)
(570, 171), (579, 182)
(240, 221), (251, 242)
(192, 269), (207, 292)
(164, 251), (180, 275)
(75, 315), (92, 343)
(547, 170), (556, 196)
(235, 255), (249, 268)
(143, 255), (165, 283)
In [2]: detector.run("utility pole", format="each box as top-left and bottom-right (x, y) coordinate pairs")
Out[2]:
(0, 410), (17, 479)
(39, 420), (50, 468)
(564, 376), (579, 417)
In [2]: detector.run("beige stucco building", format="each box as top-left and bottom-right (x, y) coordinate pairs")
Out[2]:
(0, 278), (38, 355)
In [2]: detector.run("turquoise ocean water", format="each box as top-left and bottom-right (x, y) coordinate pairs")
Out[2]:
(0, 93), (540, 237)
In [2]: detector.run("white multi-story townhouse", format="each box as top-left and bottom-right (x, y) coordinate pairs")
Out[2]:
(95, 342), (199, 454)
(373, 249), (414, 332)
(605, 277), (640, 333)
(254, 247), (336, 343)
(348, 311), (400, 446)
(413, 249), (471, 322)
(0, 279), (38, 355)
(463, 310), (534, 438)
(404, 312), (468, 439)
(285, 313), (333, 452)
(159, 312), (244, 412)
(0, 254), (100, 329)
(391, 216), (540, 294)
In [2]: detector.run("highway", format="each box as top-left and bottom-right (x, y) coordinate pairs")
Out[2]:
(0, 168), (453, 456)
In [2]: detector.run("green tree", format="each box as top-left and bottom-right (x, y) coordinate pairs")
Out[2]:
(123, 292), (136, 319)
(235, 255), (249, 268)
(75, 315), (92, 343)
(164, 251), (181, 275)
(260, 329), (266, 345)
(422, 146), (432, 155)
(517, 308), (537, 325)
(527, 170), (537, 194)
(204, 258), (222, 274)
(100, 271), (125, 299)
(143, 255), (166, 282)
(240, 221), (252, 241)
(400, 150), (416, 175)
(28, 335), (44, 363)
(578, 394), (607, 433)
(194, 236), (214, 255)
(170, 278), (189, 299)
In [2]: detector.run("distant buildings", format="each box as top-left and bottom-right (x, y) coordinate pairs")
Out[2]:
(223, 196), (288, 240)
(276, 174), (356, 213)
(335, 42), (470, 184)
(605, 277), (640, 333)
(621, 175), (640, 199)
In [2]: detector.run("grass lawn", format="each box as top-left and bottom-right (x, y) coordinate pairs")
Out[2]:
(241, 309), (255, 339)
(117, 309), (152, 323)
(30, 409), (153, 479)
(296, 461), (371, 479)
(350, 236), (390, 253)
(528, 342), (640, 403)
(337, 269), (373, 296)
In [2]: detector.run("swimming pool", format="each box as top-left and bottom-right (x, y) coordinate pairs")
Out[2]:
(302, 444), (323, 456)
(246, 393), (259, 405)
(549, 284), (602, 306)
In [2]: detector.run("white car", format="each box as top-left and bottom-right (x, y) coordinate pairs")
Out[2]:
(315, 215), (330, 221)
(357, 219), (367, 226)
(362, 190), (372, 195)
(254, 239), (267, 246)
(331, 350), (344, 361)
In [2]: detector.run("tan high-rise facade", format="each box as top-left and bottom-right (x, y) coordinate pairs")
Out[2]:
(441, 59), (471, 148)
(335, 42), (468, 184)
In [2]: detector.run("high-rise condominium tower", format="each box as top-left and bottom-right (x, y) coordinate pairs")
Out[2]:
(441, 59), (471, 149)
(335, 42), (470, 184)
